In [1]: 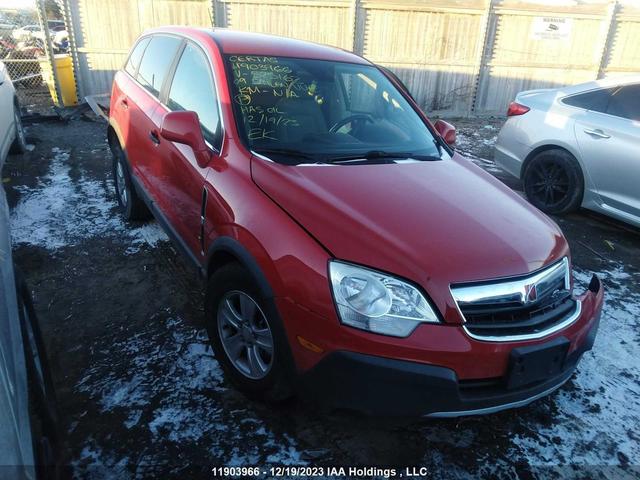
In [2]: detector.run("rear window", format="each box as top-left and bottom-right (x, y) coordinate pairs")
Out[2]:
(606, 84), (640, 121)
(124, 37), (150, 78)
(562, 87), (613, 113)
(136, 35), (182, 97)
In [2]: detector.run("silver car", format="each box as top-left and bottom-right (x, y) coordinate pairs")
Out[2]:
(494, 76), (640, 227)
(1, 61), (27, 163)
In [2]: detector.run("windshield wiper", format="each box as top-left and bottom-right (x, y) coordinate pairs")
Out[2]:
(252, 148), (318, 164)
(327, 150), (441, 163)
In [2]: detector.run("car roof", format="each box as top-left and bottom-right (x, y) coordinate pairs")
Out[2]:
(561, 75), (640, 95)
(147, 26), (370, 65)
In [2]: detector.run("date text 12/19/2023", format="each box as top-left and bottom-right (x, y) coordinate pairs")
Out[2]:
(211, 466), (432, 478)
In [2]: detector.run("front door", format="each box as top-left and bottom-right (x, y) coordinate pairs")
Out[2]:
(151, 41), (224, 257)
(574, 83), (640, 220)
(125, 34), (183, 203)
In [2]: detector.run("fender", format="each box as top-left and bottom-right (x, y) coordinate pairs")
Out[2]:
(107, 119), (124, 149)
(206, 236), (275, 299)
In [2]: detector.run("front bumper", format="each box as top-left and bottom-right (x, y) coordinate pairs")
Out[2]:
(297, 276), (602, 417)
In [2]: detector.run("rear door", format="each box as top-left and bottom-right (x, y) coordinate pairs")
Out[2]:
(573, 84), (640, 219)
(111, 36), (150, 164)
(151, 41), (223, 257)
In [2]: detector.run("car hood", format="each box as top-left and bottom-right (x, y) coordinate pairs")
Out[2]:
(251, 154), (569, 321)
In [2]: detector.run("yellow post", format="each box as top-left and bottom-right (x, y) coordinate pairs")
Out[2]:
(39, 54), (78, 107)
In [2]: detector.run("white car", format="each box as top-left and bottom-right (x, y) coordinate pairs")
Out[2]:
(0, 22), (17, 36)
(0, 61), (26, 164)
(494, 76), (640, 228)
(11, 24), (40, 42)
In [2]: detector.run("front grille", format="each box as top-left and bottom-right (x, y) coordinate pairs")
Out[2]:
(451, 258), (581, 341)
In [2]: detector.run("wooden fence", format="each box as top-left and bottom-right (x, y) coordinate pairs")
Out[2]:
(65, 0), (640, 116)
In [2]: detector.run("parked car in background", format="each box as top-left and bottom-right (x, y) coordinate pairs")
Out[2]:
(0, 61), (27, 161)
(495, 76), (640, 227)
(109, 28), (603, 416)
(0, 22), (17, 37)
(32, 21), (66, 44)
(1, 106), (60, 479)
(12, 24), (40, 42)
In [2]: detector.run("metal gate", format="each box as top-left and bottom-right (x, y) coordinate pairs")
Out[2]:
(0, 0), (64, 114)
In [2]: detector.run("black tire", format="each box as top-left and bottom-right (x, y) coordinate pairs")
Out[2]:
(523, 149), (584, 215)
(15, 269), (61, 477)
(205, 263), (294, 402)
(110, 142), (151, 221)
(9, 103), (27, 154)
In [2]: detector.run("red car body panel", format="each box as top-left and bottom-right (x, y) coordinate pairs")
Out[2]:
(251, 152), (569, 325)
(109, 27), (604, 412)
(278, 284), (603, 379)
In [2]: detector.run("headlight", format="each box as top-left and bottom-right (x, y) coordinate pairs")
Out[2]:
(329, 261), (439, 337)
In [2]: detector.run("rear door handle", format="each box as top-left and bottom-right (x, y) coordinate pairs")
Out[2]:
(149, 130), (160, 145)
(584, 128), (611, 139)
(121, 98), (129, 110)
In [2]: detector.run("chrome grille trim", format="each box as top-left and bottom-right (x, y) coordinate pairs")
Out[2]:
(452, 258), (570, 309)
(461, 301), (581, 342)
(450, 258), (581, 342)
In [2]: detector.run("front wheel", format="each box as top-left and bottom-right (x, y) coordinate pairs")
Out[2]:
(205, 263), (294, 402)
(523, 149), (584, 215)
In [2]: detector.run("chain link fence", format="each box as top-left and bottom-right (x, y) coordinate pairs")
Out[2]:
(0, 1), (67, 115)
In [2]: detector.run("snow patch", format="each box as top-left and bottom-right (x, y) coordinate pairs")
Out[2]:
(9, 148), (168, 250)
(72, 438), (131, 480)
(508, 262), (640, 465)
(73, 316), (305, 476)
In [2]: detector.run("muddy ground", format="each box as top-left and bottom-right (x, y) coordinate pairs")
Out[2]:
(3, 115), (640, 479)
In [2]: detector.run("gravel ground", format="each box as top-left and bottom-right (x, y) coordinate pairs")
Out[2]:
(3, 115), (640, 479)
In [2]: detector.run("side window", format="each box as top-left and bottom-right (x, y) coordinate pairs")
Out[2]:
(562, 88), (613, 113)
(124, 37), (150, 77)
(606, 85), (640, 121)
(137, 35), (182, 97)
(167, 43), (221, 148)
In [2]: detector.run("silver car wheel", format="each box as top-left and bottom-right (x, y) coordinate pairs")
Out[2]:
(115, 161), (128, 207)
(217, 290), (274, 380)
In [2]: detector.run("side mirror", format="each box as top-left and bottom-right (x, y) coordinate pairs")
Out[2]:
(434, 119), (456, 146)
(160, 110), (212, 168)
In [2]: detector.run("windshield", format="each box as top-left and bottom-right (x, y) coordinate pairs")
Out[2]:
(225, 55), (446, 165)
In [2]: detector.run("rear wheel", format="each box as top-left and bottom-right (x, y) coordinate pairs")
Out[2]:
(523, 149), (584, 215)
(205, 263), (294, 402)
(9, 105), (27, 154)
(110, 142), (151, 221)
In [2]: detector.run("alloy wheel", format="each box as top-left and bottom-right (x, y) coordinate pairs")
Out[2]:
(217, 290), (274, 380)
(115, 160), (128, 207)
(527, 159), (570, 209)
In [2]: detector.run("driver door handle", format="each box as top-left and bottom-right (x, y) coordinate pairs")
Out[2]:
(149, 130), (161, 145)
(584, 128), (611, 139)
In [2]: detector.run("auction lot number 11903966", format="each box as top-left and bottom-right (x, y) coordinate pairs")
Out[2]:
(211, 466), (430, 478)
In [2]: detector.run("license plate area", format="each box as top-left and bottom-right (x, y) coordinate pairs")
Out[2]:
(506, 337), (570, 390)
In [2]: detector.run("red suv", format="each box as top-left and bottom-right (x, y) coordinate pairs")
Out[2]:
(108, 27), (604, 416)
